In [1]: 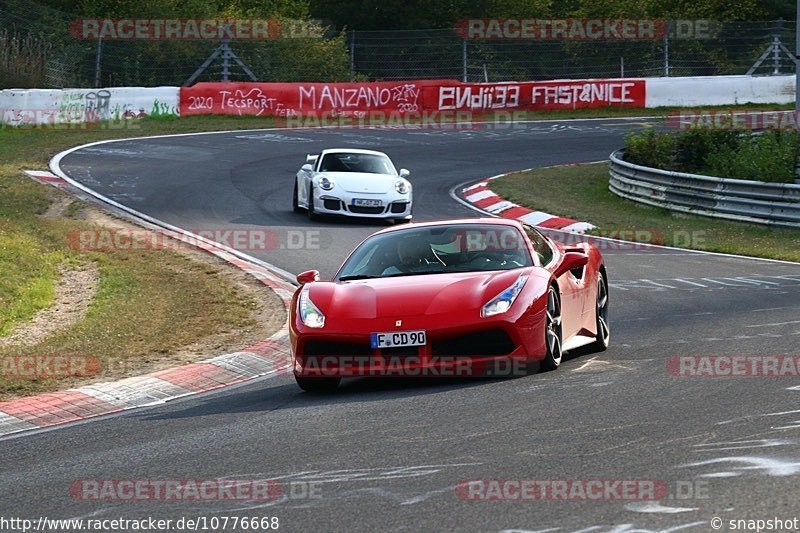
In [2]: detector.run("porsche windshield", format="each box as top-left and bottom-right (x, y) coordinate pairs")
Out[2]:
(337, 224), (535, 280)
(318, 153), (395, 174)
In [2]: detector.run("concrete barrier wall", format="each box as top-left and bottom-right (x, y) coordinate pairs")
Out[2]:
(645, 75), (795, 108)
(0, 87), (179, 126)
(1, 75), (793, 126)
(180, 79), (647, 118)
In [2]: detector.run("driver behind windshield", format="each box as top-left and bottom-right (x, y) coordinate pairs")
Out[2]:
(381, 235), (443, 275)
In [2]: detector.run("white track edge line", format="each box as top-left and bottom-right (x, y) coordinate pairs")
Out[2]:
(50, 141), (298, 285)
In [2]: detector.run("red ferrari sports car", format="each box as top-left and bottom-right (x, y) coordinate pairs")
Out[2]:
(290, 218), (609, 391)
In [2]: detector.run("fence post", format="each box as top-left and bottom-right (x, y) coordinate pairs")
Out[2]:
(796, 6), (800, 110)
(620, 56), (624, 78)
(93, 34), (103, 87)
(772, 19), (785, 74)
(795, 4), (800, 182)
(349, 30), (355, 82)
(663, 21), (670, 76)
(221, 38), (231, 81)
(462, 39), (467, 82)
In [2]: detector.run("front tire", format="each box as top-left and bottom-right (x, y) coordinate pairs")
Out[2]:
(590, 272), (610, 352)
(292, 181), (302, 213)
(295, 376), (341, 392)
(307, 184), (318, 221)
(540, 285), (563, 372)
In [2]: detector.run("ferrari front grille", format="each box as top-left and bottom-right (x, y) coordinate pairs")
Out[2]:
(302, 340), (372, 356)
(431, 329), (516, 357)
(380, 346), (420, 357)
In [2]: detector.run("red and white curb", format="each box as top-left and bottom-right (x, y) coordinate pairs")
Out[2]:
(23, 170), (69, 185)
(461, 179), (595, 234)
(0, 170), (297, 438)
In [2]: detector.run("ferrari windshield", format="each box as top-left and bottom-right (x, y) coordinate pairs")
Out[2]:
(337, 224), (535, 280)
(318, 153), (396, 174)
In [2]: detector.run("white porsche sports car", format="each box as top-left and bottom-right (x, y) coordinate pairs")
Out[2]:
(293, 149), (413, 223)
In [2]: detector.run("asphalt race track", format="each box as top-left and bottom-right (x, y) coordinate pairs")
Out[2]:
(3, 117), (800, 532)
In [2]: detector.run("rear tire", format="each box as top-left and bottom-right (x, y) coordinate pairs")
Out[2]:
(590, 272), (610, 352)
(295, 376), (341, 392)
(292, 181), (302, 213)
(540, 285), (563, 372)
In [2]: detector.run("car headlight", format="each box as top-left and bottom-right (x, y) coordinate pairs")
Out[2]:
(394, 179), (411, 194)
(299, 289), (325, 328)
(319, 176), (335, 191)
(481, 275), (528, 318)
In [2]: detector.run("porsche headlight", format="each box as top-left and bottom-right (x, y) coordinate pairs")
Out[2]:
(299, 289), (325, 328)
(481, 275), (528, 318)
(394, 179), (411, 194)
(319, 176), (335, 191)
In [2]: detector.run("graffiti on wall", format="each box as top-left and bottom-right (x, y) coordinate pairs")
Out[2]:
(0, 88), (180, 126)
(180, 81), (430, 117)
(181, 79), (645, 118)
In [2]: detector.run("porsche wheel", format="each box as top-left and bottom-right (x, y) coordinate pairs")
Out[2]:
(540, 285), (563, 372)
(292, 181), (302, 213)
(590, 272), (610, 352)
(295, 376), (340, 392)
(307, 184), (318, 221)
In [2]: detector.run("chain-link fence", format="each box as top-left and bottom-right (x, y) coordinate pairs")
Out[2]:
(350, 22), (798, 81)
(1, 0), (797, 89)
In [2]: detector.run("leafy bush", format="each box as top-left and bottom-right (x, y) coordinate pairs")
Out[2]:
(624, 129), (677, 169)
(705, 130), (798, 183)
(249, 28), (351, 82)
(623, 128), (799, 183)
(674, 129), (740, 170)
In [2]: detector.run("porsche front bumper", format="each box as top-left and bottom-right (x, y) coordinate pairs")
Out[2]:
(313, 190), (412, 219)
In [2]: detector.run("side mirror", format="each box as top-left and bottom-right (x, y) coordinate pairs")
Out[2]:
(296, 270), (320, 285)
(399, 168), (410, 178)
(301, 164), (313, 173)
(554, 252), (588, 278)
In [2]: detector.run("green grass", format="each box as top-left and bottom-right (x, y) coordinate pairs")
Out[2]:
(0, 115), (287, 400)
(0, 181), (64, 336)
(490, 162), (800, 262)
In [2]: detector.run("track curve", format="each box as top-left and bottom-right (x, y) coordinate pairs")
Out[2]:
(2, 118), (800, 533)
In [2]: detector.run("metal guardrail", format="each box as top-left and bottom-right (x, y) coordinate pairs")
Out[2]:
(608, 150), (800, 229)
